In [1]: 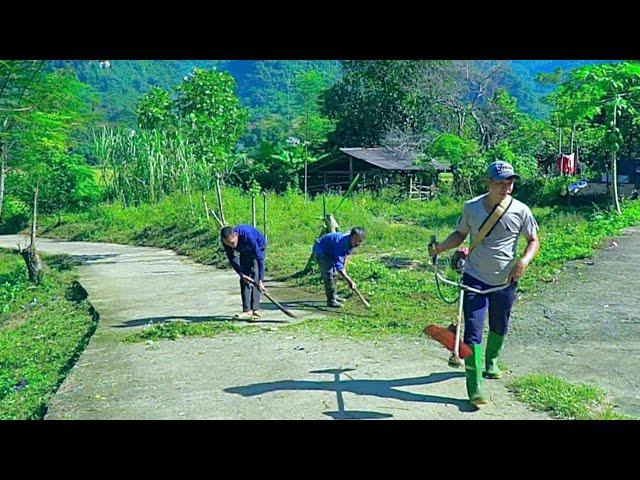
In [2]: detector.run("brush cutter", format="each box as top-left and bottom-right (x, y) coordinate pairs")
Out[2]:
(244, 277), (298, 319)
(424, 235), (511, 368)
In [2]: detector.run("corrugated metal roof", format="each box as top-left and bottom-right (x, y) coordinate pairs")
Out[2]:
(339, 147), (449, 172)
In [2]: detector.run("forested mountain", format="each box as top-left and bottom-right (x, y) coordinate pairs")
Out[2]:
(47, 60), (222, 124)
(509, 60), (616, 117)
(47, 60), (341, 125)
(47, 60), (614, 125)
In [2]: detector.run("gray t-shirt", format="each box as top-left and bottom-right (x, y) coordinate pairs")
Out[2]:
(455, 194), (538, 286)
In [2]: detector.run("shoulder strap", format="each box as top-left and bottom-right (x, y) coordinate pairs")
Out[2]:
(468, 195), (513, 255)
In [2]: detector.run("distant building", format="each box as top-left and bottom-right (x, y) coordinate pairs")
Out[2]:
(306, 147), (450, 198)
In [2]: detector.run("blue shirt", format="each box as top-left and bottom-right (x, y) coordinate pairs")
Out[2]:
(312, 232), (353, 271)
(223, 225), (267, 280)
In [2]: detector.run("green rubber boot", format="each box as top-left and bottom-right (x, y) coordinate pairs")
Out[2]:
(484, 331), (506, 379)
(465, 344), (488, 407)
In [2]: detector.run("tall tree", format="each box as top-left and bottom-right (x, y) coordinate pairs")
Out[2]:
(0, 61), (45, 221)
(173, 68), (248, 173)
(9, 69), (98, 214)
(322, 60), (444, 147)
(551, 61), (640, 214)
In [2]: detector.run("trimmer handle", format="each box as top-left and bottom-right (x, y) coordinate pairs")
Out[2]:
(429, 235), (438, 265)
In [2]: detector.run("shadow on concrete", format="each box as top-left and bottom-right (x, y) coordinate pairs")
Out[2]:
(70, 253), (120, 263)
(114, 314), (291, 328)
(260, 300), (369, 318)
(224, 368), (473, 418)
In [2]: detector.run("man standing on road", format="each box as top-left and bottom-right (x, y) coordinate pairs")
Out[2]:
(429, 161), (540, 408)
(221, 224), (267, 321)
(312, 227), (366, 308)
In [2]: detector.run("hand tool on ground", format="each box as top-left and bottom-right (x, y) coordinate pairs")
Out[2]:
(244, 277), (298, 319)
(351, 284), (371, 308)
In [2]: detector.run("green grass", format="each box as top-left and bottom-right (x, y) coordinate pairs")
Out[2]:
(122, 320), (257, 343)
(0, 250), (98, 419)
(33, 187), (640, 340)
(507, 374), (637, 420)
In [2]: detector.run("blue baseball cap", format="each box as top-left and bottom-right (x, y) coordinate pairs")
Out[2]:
(487, 160), (520, 180)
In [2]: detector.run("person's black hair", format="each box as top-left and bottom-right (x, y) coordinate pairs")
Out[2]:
(350, 227), (366, 238)
(220, 226), (234, 240)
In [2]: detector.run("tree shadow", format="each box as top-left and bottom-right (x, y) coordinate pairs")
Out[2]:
(113, 314), (290, 328)
(224, 368), (474, 419)
(69, 253), (120, 263)
(113, 315), (236, 328)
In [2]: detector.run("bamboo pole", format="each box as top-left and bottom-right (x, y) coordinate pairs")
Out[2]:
(322, 194), (326, 219)
(251, 194), (256, 227)
(263, 193), (268, 243)
(612, 101), (621, 215)
(30, 184), (38, 249)
(215, 174), (226, 225)
(202, 194), (210, 222)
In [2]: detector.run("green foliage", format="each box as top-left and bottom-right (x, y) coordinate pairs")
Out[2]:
(123, 320), (249, 343)
(430, 133), (479, 161)
(482, 141), (540, 180)
(429, 133), (485, 195)
(136, 87), (174, 130)
(103, 68), (251, 204)
(10, 153), (101, 213)
(551, 61), (640, 168)
(94, 126), (212, 205)
(47, 60), (223, 125)
(238, 61), (341, 123)
(46, 60), (605, 130)
(97, 69), (251, 204)
(510, 60), (614, 118)
(173, 69), (249, 166)
(0, 197), (29, 234)
(239, 68), (336, 191)
(516, 176), (572, 206)
(0, 257), (27, 314)
(0, 251), (97, 419)
(1, 64), (100, 228)
(322, 60), (442, 147)
(288, 70), (336, 146)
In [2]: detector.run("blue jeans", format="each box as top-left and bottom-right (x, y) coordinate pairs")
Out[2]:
(462, 273), (518, 346)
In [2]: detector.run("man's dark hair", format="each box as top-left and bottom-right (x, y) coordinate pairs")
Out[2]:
(220, 226), (234, 240)
(350, 227), (366, 238)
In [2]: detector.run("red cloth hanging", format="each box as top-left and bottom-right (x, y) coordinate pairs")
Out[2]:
(556, 153), (576, 175)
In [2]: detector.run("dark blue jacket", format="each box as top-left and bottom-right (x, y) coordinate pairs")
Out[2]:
(312, 232), (353, 271)
(224, 225), (267, 280)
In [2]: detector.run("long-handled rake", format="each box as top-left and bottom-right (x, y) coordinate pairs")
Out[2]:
(244, 277), (298, 319)
(351, 285), (371, 308)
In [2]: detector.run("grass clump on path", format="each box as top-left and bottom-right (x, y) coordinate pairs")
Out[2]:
(507, 373), (637, 420)
(122, 320), (255, 343)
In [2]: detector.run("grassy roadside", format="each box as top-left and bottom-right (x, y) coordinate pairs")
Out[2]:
(0, 250), (98, 419)
(33, 188), (640, 340)
(507, 374), (637, 420)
